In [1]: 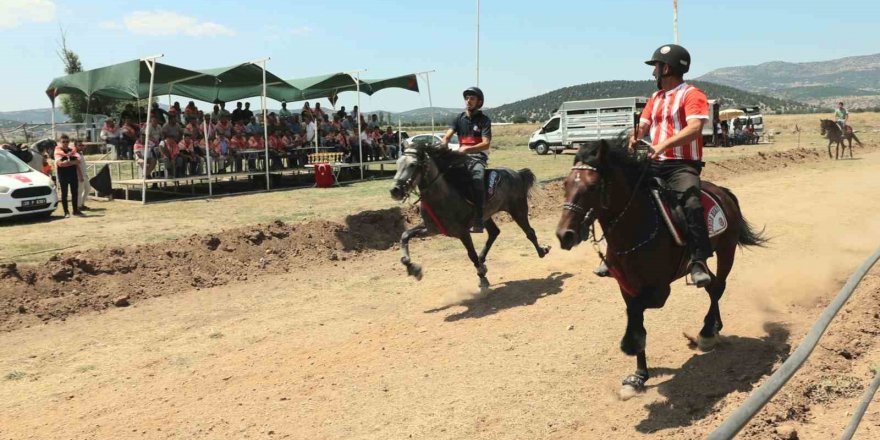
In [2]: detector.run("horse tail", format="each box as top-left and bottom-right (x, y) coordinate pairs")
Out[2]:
(852, 133), (864, 147)
(720, 186), (769, 248)
(517, 168), (536, 194)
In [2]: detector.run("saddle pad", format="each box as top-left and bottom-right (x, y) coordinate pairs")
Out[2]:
(652, 190), (728, 246)
(485, 169), (501, 201)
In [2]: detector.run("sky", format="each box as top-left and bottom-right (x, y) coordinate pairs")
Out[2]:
(2, 0), (879, 113)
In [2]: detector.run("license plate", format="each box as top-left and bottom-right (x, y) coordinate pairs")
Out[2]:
(21, 198), (47, 207)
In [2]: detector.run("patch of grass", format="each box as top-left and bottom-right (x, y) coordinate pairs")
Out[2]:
(4, 371), (26, 381)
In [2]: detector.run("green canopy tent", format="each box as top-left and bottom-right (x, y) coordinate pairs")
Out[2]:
(170, 61), (301, 191)
(45, 56), (213, 202)
(276, 72), (421, 179)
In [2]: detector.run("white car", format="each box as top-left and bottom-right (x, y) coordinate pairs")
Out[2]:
(405, 133), (460, 151)
(0, 149), (58, 220)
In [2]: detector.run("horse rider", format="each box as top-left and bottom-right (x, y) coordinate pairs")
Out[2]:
(595, 44), (713, 288)
(442, 86), (492, 233)
(835, 101), (849, 134)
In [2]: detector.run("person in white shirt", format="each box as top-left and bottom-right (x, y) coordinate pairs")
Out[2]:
(100, 118), (124, 158)
(305, 115), (317, 145)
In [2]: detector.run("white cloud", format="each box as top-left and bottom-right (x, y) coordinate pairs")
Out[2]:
(0, 0), (56, 29)
(121, 10), (235, 37)
(290, 26), (312, 37)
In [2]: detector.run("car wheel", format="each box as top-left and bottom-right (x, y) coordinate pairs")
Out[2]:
(534, 142), (550, 155)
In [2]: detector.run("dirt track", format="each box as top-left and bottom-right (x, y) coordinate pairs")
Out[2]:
(2, 148), (880, 439)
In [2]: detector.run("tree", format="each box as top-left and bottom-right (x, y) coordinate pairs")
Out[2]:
(512, 115), (528, 124)
(56, 28), (88, 123)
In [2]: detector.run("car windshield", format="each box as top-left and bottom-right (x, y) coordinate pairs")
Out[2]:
(0, 150), (32, 175)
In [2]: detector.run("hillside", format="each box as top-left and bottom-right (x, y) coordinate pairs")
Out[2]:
(485, 80), (817, 123)
(0, 108), (67, 124)
(697, 53), (880, 109)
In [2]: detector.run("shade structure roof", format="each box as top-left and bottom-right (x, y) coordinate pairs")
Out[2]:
(47, 60), (421, 106)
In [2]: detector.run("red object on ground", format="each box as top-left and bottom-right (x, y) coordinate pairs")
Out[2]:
(315, 163), (334, 188)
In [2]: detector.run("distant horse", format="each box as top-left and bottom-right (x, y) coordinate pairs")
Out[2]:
(390, 139), (550, 291)
(555, 139), (767, 399)
(820, 119), (863, 160)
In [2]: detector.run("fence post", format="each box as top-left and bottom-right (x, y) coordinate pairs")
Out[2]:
(22, 123), (30, 143)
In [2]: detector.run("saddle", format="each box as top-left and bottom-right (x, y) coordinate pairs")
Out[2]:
(649, 178), (728, 247)
(447, 168), (503, 204)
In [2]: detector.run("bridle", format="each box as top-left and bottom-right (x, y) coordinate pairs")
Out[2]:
(394, 147), (447, 204)
(562, 156), (657, 257)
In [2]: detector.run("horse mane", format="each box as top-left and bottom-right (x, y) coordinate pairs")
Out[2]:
(408, 137), (470, 170)
(573, 131), (644, 180)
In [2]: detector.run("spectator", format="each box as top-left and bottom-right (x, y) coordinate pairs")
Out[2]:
(178, 133), (201, 175)
(382, 126), (400, 159)
(211, 104), (221, 121)
(313, 102), (326, 120)
(368, 114), (380, 130)
(169, 101), (182, 123)
(246, 117), (263, 136)
(242, 102), (254, 122)
(120, 103), (138, 123)
(351, 105), (359, 122)
(145, 116), (162, 148)
(211, 133), (230, 173)
(279, 101), (292, 120)
(336, 106), (347, 120)
(150, 102), (167, 125)
(73, 139), (91, 211)
(218, 101), (231, 119)
(161, 117), (183, 142)
(229, 132), (247, 172)
(246, 134), (264, 170)
(214, 115), (233, 139)
(287, 114), (301, 134)
(133, 135), (156, 178)
(305, 115), (317, 146)
(100, 117), (124, 158)
(184, 101), (199, 122)
(301, 101), (313, 118)
(160, 135), (184, 178)
(341, 115), (353, 133)
(53, 134), (82, 218)
(231, 102), (244, 124)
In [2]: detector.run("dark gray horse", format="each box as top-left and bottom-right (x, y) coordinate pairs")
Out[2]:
(820, 119), (863, 160)
(389, 139), (550, 291)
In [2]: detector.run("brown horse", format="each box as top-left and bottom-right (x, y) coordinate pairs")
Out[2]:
(821, 119), (863, 160)
(555, 139), (767, 399)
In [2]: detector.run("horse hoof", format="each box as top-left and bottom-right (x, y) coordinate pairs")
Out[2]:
(618, 384), (642, 401)
(683, 332), (718, 352)
(538, 246), (551, 258)
(408, 263), (423, 281)
(479, 277), (490, 294)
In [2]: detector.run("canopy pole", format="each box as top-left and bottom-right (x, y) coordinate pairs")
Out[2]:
(415, 70), (437, 135)
(476, 0), (480, 86)
(346, 69), (366, 181)
(250, 58), (271, 191)
(140, 54), (163, 204)
(51, 99), (57, 140)
(204, 117), (213, 197)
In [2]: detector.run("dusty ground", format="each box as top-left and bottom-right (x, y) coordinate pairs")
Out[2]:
(1, 122), (880, 439)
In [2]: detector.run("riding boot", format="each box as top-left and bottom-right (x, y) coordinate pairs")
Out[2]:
(684, 204), (713, 288)
(470, 178), (485, 233)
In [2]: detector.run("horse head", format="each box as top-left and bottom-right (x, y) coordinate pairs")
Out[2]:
(556, 140), (612, 250)
(820, 119), (838, 137)
(389, 137), (441, 201)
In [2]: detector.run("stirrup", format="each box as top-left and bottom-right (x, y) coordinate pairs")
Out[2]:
(593, 261), (610, 277)
(686, 260), (712, 288)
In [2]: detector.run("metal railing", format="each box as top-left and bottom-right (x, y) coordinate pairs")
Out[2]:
(708, 246), (880, 440)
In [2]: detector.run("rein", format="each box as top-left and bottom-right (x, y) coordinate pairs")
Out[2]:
(564, 156), (656, 259)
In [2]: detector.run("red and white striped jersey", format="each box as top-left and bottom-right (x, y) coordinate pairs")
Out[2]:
(639, 82), (709, 161)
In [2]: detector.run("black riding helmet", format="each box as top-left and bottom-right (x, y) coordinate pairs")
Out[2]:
(645, 44), (691, 75)
(463, 86), (484, 109)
